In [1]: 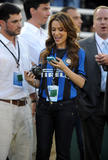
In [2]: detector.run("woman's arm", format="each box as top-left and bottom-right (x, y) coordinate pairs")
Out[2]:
(62, 64), (85, 88)
(49, 57), (85, 88)
(24, 71), (40, 88)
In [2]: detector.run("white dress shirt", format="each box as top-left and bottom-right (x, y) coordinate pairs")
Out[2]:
(95, 33), (108, 92)
(0, 34), (34, 99)
(20, 22), (48, 65)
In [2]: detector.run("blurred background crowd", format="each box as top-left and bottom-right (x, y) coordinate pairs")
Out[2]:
(0, 0), (108, 35)
(0, 0), (108, 8)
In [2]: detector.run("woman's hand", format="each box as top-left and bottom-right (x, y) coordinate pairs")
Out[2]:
(49, 57), (66, 71)
(24, 71), (35, 86)
(49, 57), (85, 88)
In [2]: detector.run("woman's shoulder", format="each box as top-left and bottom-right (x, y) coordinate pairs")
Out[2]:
(78, 47), (85, 55)
(78, 48), (86, 61)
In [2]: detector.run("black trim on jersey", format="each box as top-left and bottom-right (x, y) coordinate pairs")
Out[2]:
(39, 64), (46, 98)
(63, 78), (71, 100)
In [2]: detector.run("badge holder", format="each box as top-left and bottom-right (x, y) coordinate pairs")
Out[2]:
(46, 85), (59, 102)
(13, 72), (23, 88)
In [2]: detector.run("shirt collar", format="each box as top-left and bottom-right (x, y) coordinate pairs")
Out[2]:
(0, 33), (18, 45)
(95, 33), (108, 46)
(23, 22), (44, 34)
(0, 33), (10, 45)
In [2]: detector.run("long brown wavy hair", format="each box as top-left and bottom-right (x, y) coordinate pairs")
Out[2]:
(40, 12), (80, 69)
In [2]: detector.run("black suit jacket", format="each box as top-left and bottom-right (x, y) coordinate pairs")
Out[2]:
(104, 74), (108, 115)
(78, 35), (102, 119)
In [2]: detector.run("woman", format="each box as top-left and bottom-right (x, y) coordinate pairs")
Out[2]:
(25, 12), (86, 160)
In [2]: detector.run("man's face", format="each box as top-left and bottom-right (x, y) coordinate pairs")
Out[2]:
(32, 3), (50, 27)
(67, 9), (83, 30)
(4, 13), (22, 36)
(93, 8), (108, 39)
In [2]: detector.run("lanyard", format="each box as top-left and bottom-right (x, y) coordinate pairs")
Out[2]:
(96, 40), (103, 53)
(95, 39), (108, 71)
(0, 40), (20, 68)
(51, 48), (67, 85)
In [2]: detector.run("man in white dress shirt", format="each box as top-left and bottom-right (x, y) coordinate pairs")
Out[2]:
(20, 0), (50, 64)
(0, 2), (36, 160)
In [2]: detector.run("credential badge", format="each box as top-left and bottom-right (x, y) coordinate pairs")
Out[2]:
(65, 58), (71, 65)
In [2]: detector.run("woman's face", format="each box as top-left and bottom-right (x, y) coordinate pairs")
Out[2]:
(51, 20), (67, 49)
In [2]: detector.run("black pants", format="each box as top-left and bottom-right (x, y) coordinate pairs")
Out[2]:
(74, 117), (84, 160)
(81, 113), (105, 160)
(81, 93), (106, 160)
(36, 99), (78, 160)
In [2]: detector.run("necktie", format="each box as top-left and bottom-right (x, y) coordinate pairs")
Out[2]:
(101, 40), (108, 92)
(103, 40), (108, 54)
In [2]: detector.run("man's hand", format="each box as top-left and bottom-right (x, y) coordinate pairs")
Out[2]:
(95, 54), (108, 65)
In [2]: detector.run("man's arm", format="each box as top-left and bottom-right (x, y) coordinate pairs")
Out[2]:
(29, 92), (38, 116)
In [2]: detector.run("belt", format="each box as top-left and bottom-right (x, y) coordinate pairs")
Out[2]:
(0, 98), (27, 107)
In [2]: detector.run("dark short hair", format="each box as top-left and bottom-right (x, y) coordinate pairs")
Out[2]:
(61, 6), (76, 13)
(23, 0), (50, 20)
(0, 2), (21, 21)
